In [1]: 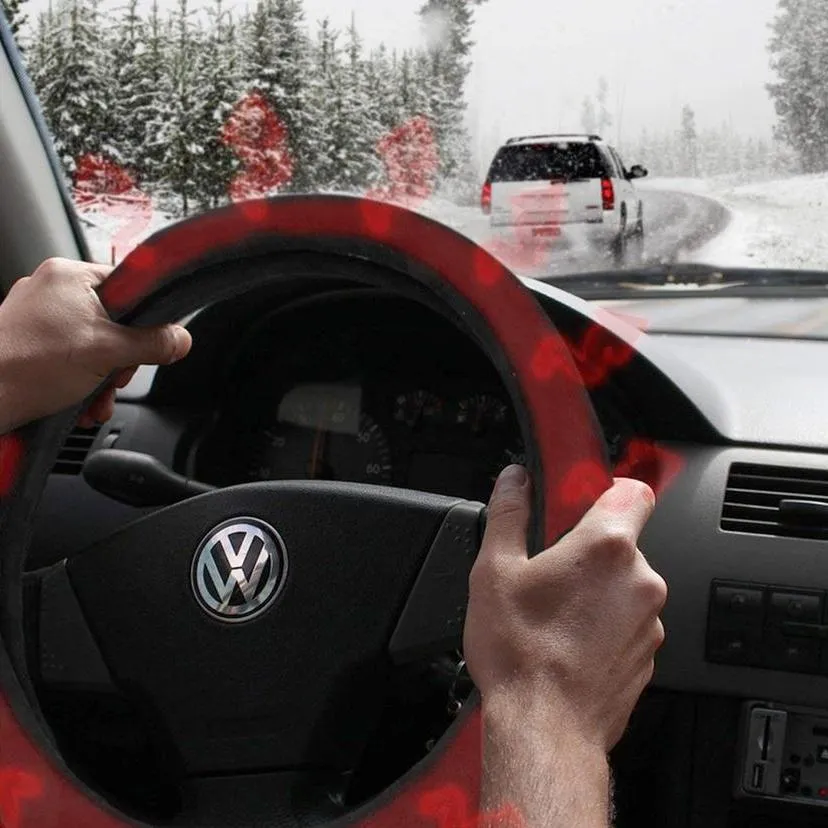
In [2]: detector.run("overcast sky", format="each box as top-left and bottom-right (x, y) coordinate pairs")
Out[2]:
(25, 0), (781, 160)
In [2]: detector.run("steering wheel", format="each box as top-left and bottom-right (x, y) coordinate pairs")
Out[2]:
(0, 195), (612, 827)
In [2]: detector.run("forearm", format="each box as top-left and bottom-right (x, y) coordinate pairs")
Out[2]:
(480, 696), (612, 828)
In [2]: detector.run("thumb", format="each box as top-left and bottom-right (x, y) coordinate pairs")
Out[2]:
(479, 465), (531, 561)
(106, 323), (192, 368)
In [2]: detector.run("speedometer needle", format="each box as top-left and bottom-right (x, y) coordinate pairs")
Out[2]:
(308, 402), (329, 479)
(308, 425), (326, 479)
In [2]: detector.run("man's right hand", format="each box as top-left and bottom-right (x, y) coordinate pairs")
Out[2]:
(463, 465), (667, 825)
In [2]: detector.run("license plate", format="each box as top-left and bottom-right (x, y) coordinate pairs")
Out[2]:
(532, 226), (561, 238)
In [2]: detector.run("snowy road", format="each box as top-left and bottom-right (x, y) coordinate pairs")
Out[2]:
(82, 185), (729, 274)
(426, 184), (732, 277)
(636, 187), (732, 266)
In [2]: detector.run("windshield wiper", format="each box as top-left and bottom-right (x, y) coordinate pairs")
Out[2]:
(536, 264), (828, 299)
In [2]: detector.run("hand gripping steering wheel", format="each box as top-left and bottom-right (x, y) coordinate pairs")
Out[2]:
(0, 195), (612, 827)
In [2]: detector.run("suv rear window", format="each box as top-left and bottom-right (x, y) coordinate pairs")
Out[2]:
(488, 142), (608, 182)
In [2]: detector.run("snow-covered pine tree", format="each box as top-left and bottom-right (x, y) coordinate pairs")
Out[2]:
(307, 17), (348, 191)
(109, 0), (148, 175)
(274, 0), (316, 190)
(596, 76), (612, 138)
(38, 0), (112, 177)
(744, 137), (760, 175)
(755, 137), (771, 174)
(767, 0), (828, 173)
(679, 105), (698, 176)
(26, 2), (61, 129)
(331, 15), (382, 192)
(297, 16), (331, 190)
(397, 50), (421, 118)
(2, 0), (28, 43)
(365, 45), (403, 135)
(581, 97), (597, 134)
(417, 0), (483, 195)
(130, 0), (169, 188)
(195, 0), (240, 208)
(157, 0), (207, 215)
(241, 0), (281, 101)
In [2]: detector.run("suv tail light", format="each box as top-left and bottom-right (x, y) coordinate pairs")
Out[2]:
(481, 181), (492, 214)
(601, 177), (614, 211)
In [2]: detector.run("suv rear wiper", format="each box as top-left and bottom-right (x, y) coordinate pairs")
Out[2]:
(537, 264), (828, 298)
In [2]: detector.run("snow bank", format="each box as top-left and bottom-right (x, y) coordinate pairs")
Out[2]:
(691, 173), (828, 270)
(645, 173), (828, 271)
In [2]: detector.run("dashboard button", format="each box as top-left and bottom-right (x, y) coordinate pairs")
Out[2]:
(768, 591), (823, 624)
(711, 584), (764, 622)
(763, 631), (821, 673)
(707, 628), (762, 665)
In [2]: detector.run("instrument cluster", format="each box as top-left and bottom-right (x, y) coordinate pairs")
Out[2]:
(191, 291), (635, 503)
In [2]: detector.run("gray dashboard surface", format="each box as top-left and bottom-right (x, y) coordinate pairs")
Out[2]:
(648, 334), (828, 452)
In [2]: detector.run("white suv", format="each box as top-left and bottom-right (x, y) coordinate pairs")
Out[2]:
(480, 133), (648, 261)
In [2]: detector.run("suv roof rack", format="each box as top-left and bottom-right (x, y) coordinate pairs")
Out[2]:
(505, 133), (603, 144)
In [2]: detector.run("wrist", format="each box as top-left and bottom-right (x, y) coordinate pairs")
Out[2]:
(482, 687), (607, 759)
(480, 690), (611, 826)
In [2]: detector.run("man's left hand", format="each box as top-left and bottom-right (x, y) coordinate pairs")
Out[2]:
(0, 258), (191, 433)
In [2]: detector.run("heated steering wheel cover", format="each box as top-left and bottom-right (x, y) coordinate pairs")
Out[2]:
(0, 195), (611, 827)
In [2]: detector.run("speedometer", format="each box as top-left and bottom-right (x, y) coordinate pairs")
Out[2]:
(246, 384), (393, 485)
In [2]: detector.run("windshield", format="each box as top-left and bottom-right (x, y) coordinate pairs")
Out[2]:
(5, 0), (828, 320)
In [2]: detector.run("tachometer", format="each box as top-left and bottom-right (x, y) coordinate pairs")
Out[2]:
(393, 390), (444, 429)
(456, 393), (509, 434)
(247, 384), (393, 485)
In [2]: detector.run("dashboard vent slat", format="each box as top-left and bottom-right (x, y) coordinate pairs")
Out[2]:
(52, 425), (100, 475)
(721, 463), (828, 541)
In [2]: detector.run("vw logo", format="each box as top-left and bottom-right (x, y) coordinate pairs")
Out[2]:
(191, 518), (287, 622)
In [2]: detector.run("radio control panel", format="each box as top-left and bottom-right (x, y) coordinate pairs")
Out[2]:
(740, 702), (828, 806)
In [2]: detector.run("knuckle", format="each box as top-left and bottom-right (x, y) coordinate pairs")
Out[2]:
(597, 524), (636, 558)
(640, 570), (668, 610)
(35, 257), (67, 281)
(652, 618), (666, 649)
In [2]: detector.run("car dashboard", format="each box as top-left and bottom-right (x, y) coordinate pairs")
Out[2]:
(28, 275), (828, 828)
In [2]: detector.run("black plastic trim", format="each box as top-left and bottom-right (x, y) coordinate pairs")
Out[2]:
(0, 15), (91, 262)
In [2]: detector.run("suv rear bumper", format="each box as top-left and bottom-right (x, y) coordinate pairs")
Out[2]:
(486, 218), (621, 251)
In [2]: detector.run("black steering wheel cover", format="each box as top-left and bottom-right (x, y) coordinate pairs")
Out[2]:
(0, 194), (611, 828)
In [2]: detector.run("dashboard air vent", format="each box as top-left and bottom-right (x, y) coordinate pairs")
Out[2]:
(53, 425), (100, 475)
(721, 462), (828, 541)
